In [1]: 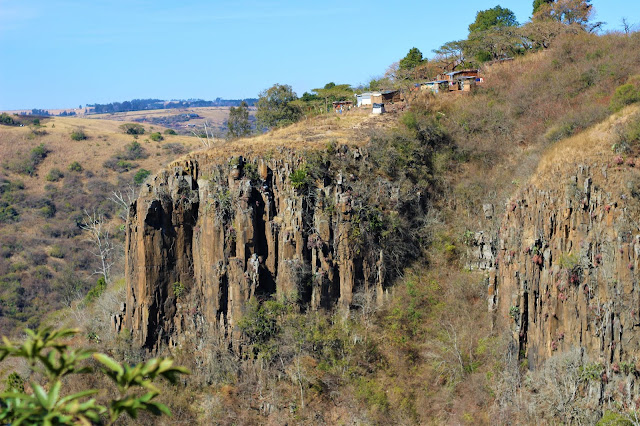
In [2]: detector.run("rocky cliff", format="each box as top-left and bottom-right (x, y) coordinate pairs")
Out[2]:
(117, 145), (411, 351)
(492, 110), (640, 405)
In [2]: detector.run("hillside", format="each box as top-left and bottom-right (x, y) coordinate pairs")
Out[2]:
(0, 116), (200, 334)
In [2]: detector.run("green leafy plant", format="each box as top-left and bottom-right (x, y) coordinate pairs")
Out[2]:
(0, 327), (189, 425)
(45, 168), (64, 182)
(133, 169), (151, 185)
(289, 165), (310, 190)
(70, 128), (87, 141)
(119, 123), (145, 135)
(509, 305), (520, 319)
(149, 132), (164, 142)
(163, 129), (177, 135)
(68, 161), (83, 172)
(172, 281), (185, 299)
(84, 276), (107, 303)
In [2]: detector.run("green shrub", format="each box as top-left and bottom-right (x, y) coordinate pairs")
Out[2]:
(163, 129), (177, 135)
(68, 161), (83, 172)
(610, 82), (640, 112)
(103, 158), (137, 172)
(70, 128), (87, 141)
(119, 123), (145, 135)
(0, 113), (17, 126)
(38, 202), (56, 218)
(289, 165), (310, 189)
(122, 141), (149, 160)
(149, 132), (164, 141)
(238, 298), (287, 360)
(134, 168), (151, 184)
(85, 276), (107, 303)
(48, 245), (64, 259)
(172, 281), (185, 298)
(0, 205), (18, 223)
(45, 168), (64, 182)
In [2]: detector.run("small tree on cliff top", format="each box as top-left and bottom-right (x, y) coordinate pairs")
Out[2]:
(227, 100), (251, 139)
(255, 84), (302, 130)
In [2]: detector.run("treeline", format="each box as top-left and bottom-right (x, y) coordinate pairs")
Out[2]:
(88, 97), (258, 114)
(388, 0), (599, 81)
(16, 109), (76, 117)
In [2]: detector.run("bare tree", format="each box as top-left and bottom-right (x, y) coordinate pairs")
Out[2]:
(108, 185), (137, 221)
(622, 18), (635, 35)
(192, 120), (217, 148)
(80, 210), (115, 283)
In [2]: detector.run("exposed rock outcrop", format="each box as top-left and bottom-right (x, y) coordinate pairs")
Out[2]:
(492, 113), (640, 406)
(120, 150), (395, 351)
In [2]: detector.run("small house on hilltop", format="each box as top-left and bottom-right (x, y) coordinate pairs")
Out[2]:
(438, 69), (480, 82)
(356, 92), (373, 108)
(421, 81), (450, 94)
(356, 90), (401, 108)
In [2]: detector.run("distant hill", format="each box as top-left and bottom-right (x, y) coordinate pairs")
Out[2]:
(87, 97), (257, 115)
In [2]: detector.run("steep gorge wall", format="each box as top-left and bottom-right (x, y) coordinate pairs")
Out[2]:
(117, 149), (390, 351)
(492, 122), (640, 405)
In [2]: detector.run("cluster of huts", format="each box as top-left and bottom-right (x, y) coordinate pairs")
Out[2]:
(418, 69), (483, 94)
(331, 69), (483, 114)
(333, 90), (402, 115)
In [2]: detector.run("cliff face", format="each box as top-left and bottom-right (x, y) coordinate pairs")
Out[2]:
(492, 111), (640, 405)
(118, 149), (390, 350)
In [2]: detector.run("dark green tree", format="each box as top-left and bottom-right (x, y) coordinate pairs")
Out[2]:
(256, 84), (303, 130)
(399, 47), (424, 70)
(227, 100), (251, 138)
(465, 5), (520, 64)
(533, 0), (554, 14)
(468, 6), (519, 33)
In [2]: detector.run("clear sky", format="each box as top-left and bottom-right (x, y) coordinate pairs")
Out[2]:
(0, 0), (636, 110)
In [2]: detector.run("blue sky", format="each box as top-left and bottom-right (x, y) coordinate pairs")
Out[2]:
(0, 0), (636, 110)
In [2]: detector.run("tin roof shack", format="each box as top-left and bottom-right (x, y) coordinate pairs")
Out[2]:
(438, 69), (480, 82)
(372, 103), (385, 115)
(381, 90), (401, 103)
(356, 92), (374, 108)
(332, 100), (353, 114)
(421, 81), (449, 94)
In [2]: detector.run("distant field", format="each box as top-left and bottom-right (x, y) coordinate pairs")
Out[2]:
(84, 106), (256, 135)
(1, 106), (256, 136)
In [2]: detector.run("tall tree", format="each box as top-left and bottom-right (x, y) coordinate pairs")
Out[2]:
(255, 84), (303, 130)
(533, 0), (592, 26)
(399, 47), (424, 70)
(465, 6), (520, 64)
(227, 101), (251, 139)
(468, 6), (519, 33)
